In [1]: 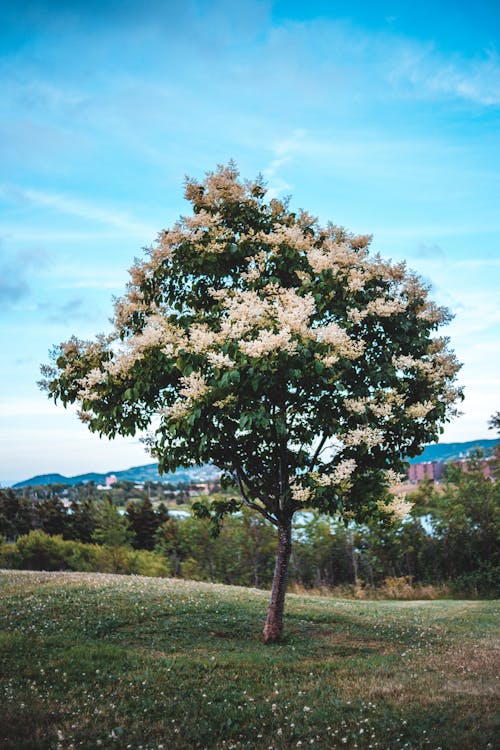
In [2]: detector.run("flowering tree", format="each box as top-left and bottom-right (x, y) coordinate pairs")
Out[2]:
(41, 163), (461, 642)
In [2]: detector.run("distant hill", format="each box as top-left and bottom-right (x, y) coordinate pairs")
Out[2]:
(406, 439), (498, 464)
(12, 463), (221, 489)
(11, 438), (498, 489)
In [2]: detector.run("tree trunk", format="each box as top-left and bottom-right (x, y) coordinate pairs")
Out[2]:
(263, 520), (292, 643)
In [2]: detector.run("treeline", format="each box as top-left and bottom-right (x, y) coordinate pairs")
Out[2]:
(8, 479), (197, 508)
(1, 458), (498, 596)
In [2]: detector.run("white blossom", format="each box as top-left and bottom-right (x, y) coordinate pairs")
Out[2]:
(189, 324), (219, 354)
(347, 308), (368, 324)
(179, 372), (208, 400)
(365, 297), (407, 317)
(379, 493), (413, 519)
(315, 459), (357, 487)
(369, 401), (394, 419)
(206, 351), (234, 369)
(384, 469), (404, 489)
(161, 401), (192, 420)
(314, 322), (365, 359)
(392, 354), (419, 371)
(273, 288), (316, 334)
(77, 367), (106, 401)
(342, 426), (384, 449)
(344, 398), (367, 415)
(290, 482), (313, 504)
(406, 401), (434, 419)
(239, 329), (297, 357)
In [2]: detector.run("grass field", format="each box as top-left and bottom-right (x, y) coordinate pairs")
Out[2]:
(0, 571), (498, 749)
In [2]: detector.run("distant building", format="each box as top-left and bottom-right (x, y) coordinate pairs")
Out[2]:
(408, 461), (445, 483)
(408, 457), (495, 484)
(105, 474), (117, 487)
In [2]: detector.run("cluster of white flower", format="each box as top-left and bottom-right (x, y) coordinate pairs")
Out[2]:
(380, 493), (413, 519)
(161, 401), (192, 420)
(104, 349), (140, 378)
(346, 268), (368, 292)
(112, 290), (147, 328)
(365, 297), (407, 317)
(347, 307), (368, 324)
(215, 289), (271, 338)
(179, 371), (208, 400)
(213, 394), (237, 409)
(241, 250), (268, 282)
(161, 371), (209, 422)
(102, 317), (184, 381)
(344, 398), (367, 415)
(305, 241), (352, 274)
(392, 354), (419, 371)
(406, 401), (434, 419)
(198, 224), (236, 253)
(319, 353), (340, 368)
(367, 390), (404, 419)
(77, 367), (106, 401)
(384, 469), (404, 489)
(315, 459), (357, 487)
(417, 352), (460, 383)
(241, 263), (261, 282)
(188, 324), (219, 354)
(145, 224), (185, 268)
(131, 316), (183, 353)
(183, 209), (222, 232)
(239, 328), (297, 357)
(290, 482), (313, 504)
(342, 426), (384, 449)
(367, 402), (392, 419)
(206, 351), (234, 369)
(184, 165), (248, 209)
(314, 321), (365, 359)
(273, 288), (316, 334)
(259, 223), (315, 254)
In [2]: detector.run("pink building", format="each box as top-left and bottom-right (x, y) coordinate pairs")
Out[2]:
(408, 457), (495, 484)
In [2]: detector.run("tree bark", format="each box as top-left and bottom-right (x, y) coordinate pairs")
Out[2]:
(263, 519), (292, 643)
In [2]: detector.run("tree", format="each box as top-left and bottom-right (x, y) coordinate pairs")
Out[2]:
(67, 495), (97, 543)
(41, 163), (461, 641)
(0, 489), (31, 541)
(92, 498), (132, 548)
(126, 496), (163, 550)
(488, 411), (500, 477)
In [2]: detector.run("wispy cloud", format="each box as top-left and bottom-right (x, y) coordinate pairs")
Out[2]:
(391, 46), (500, 106)
(1, 186), (158, 238)
(263, 130), (307, 197)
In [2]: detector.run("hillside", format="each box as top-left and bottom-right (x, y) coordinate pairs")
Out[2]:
(12, 438), (498, 488)
(0, 570), (497, 750)
(406, 438), (498, 463)
(12, 463), (220, 489)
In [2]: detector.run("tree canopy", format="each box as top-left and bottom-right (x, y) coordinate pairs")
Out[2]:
(41, 163), (462, 640)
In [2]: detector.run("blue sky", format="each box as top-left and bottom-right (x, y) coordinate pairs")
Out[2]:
(1, 0), (499, 484)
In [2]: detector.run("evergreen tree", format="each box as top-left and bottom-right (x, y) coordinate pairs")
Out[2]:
(126, 496), (160, 550)
(92, 498), (132, 547)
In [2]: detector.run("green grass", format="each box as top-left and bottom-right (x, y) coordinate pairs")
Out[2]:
(0, 571), (498, 749)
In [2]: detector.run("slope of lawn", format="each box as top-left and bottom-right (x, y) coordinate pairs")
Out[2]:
(0, 570), (498, 749)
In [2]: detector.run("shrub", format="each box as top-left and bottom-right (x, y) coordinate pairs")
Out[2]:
(0, 531), (169, 578)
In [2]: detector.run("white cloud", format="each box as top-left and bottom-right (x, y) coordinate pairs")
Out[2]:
(1, 185), (158, 238)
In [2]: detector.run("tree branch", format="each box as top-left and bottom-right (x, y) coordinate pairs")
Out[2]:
(234, 468), (276, 525)
(308, 433), (328, 471)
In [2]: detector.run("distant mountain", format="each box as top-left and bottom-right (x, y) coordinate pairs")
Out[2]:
(406, 439), (498, 464)
(12, 463), (221, 489)
(11, 439), (498, 489)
